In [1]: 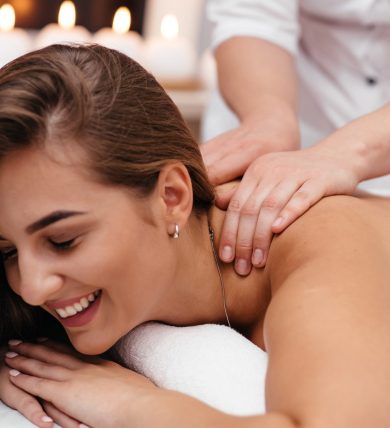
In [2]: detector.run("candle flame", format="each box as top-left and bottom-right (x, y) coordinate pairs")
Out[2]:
(0, 3), (15, 32)
(160, 14), (178, 40)
(113, 7), (131, 34)
(58, 1), (76, 30)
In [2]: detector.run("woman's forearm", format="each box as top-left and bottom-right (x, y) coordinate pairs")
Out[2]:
(314, 102), (390, 182)
(215, 36), (299, 144)
(142, 389), (298, 428)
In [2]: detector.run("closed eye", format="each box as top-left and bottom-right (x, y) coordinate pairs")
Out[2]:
(1, 247), (17, 262)
(49, 238), (77, 251)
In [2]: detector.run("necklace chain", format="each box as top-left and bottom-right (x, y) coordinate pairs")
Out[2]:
(208, 223), (231, 328)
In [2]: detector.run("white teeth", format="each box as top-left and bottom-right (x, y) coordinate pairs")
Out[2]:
(54, 290), (101, 319)
(65, 306), (77, 316)
(80, 297), (89, 308)
(74, 303), (83, 312)
(57, 308), (68, 318)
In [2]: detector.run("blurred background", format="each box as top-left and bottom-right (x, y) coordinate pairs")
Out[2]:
(0, 0), (216, 141)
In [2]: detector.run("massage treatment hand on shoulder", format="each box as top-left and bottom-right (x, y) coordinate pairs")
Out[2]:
(202, 0), (390, 274)
(0, 44), (390, 428)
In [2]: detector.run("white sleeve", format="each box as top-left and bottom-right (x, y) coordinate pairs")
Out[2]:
(207, 0), (300, 56)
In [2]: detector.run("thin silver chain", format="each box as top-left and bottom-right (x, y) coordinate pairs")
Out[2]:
(208, 223), (232, 328)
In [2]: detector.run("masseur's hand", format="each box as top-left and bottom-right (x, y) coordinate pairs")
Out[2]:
(1, 340), (84, 428)
(200, 110), (299, 187)
(216, 146), (359, 275)
(5, 340), (158, 428)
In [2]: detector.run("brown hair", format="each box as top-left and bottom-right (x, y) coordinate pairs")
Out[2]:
(0, 44), (214, 343)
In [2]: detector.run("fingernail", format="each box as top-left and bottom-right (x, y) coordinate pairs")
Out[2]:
(236, 258), (249, 275)
(37, 337), (49, 342)
(252, 249), (264, 266)
(9, 369), (20, 377)
(221, 245), (233, 261)
(8, 339), (22, 346)
(273, 217), (284, 227)
(79, 424), (91, 428)
(5, 351), (18, 358)
(41, 416), (53, 423)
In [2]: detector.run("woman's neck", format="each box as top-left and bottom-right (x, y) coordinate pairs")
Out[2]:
(153, 207), (270, 335)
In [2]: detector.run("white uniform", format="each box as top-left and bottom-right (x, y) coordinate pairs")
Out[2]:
(204, 0), (390, 195)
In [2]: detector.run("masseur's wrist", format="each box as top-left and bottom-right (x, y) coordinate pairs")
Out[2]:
(239, 95), (300, 153)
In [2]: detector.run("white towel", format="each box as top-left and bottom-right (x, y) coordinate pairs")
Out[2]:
(114, 322), (267, 416)
(0, 323), (267, 427)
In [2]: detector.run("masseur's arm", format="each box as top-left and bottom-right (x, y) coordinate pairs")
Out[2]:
(201, 36), (300, 184)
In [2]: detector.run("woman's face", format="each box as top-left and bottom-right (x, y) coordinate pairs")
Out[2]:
(0, 145), (175, 354)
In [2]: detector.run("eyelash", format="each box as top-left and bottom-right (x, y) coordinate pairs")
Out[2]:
(1, 238), (77, 262)
(49, 238), (77, 251)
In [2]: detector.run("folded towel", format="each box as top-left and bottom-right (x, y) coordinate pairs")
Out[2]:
(114, 322), (267, 416)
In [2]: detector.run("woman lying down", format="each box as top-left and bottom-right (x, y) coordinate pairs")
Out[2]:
(0, 44), (389, 428)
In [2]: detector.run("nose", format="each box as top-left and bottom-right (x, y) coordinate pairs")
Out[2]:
(16, 253), (63, 306)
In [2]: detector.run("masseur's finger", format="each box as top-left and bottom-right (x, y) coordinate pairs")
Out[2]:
(43, 401), (81, 428)
(218, 179), (257, 264)
(271, 179), (326, 234)
(250, 179), (302, 267)
(233, 183), (273, 275)
(8, 340), (83, 370)
(5, 352), (68, 381)
(214, 181), (239, 209)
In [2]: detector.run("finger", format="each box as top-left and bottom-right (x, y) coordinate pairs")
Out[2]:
(9, 370), (57, 404)
(214, 183), (238, 209)
(8, 340), (83, 370)
(43, 401), (81, 428)
(1, 383), (54, 428)
(271, 179), (325, 233)
(251, 180), (302, 267)
(206, 149), (255, 185)
(219, 178), (258, 266)
(5, 352), (69, 381)
(234, 183), (276, 275)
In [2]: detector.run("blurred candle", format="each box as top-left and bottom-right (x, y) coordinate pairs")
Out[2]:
(93, 7), (143, 62)
(143, 14), (197, 86)
(0, 4), (32, 67)
(35, 1), (91, 49)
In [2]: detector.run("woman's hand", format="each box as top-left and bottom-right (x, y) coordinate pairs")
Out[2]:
(216, 146), (359, 275)
(1, 345), (54, 428)
(5, 340), (157, 428)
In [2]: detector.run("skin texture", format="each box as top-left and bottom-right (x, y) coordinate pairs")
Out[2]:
(1, 145), (390, 427)
(202, 35), (390, 275)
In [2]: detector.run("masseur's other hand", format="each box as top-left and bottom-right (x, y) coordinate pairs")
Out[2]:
(1, 340), (84, 428)
(6, 340), (157, 428)
(217, 146), (359, 275)
(200, 111), (299, 186)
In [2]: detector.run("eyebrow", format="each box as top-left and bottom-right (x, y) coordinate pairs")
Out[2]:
(25, 210), (87, 234)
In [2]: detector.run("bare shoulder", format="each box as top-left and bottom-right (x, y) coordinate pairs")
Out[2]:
(262, 194), (390, 427)
(266, 194), (390, 292)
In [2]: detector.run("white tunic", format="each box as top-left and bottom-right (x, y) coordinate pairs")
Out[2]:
(204, 0), (390, 195)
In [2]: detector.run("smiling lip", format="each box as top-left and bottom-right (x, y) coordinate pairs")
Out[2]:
(46, 291), (99, 310)
(55, 291), (102, 328)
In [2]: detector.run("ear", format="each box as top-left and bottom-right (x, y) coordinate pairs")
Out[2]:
(156, 162), (193, 236)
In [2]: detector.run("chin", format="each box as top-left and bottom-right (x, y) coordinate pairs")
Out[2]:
(69, 331), (114, 356)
